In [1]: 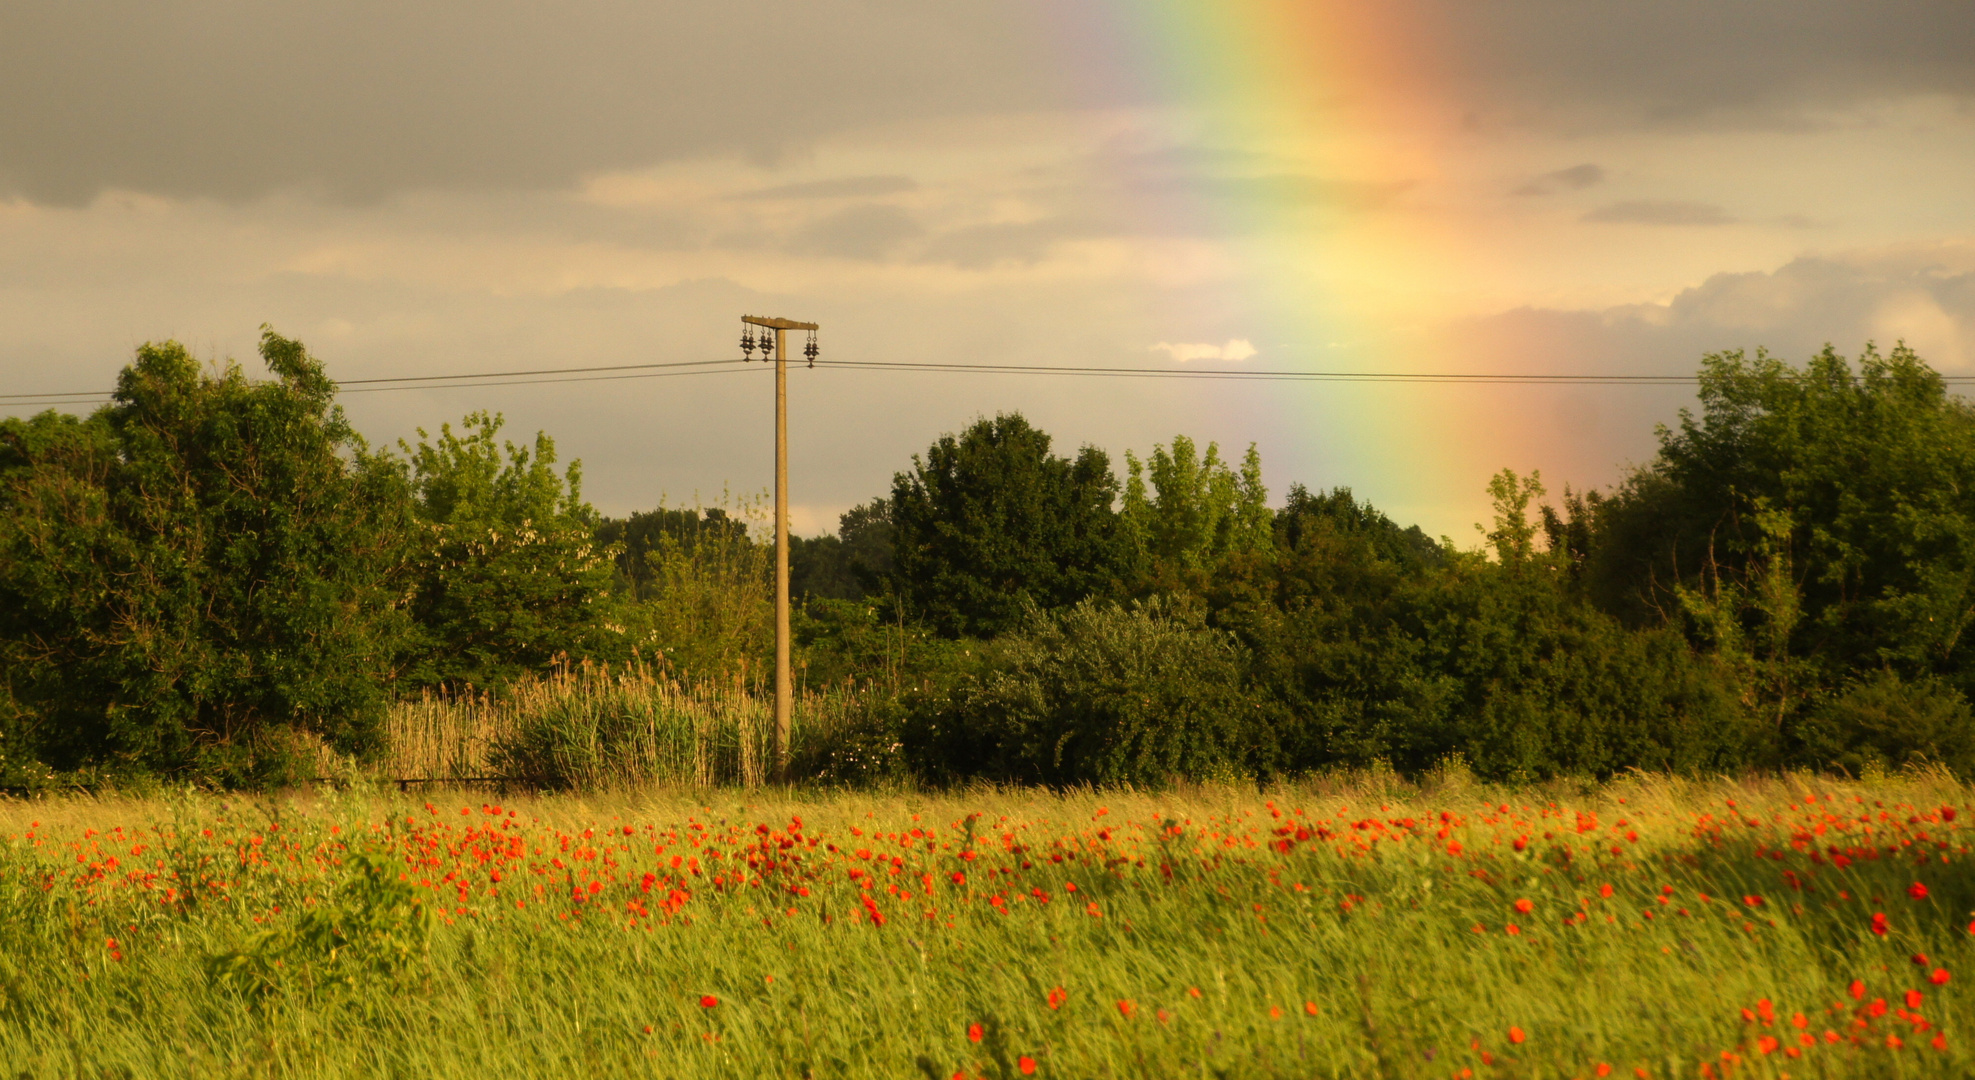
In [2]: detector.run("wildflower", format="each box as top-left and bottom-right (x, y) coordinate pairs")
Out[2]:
(1018, 1057), (1037, 1075)
(1905, 989), (1924, 1009)
(1269, 1006), (1283, 1020)
(968, 1023), (983, 1043)
(1913, 953), (1930, 966)
(1932, 968), (1951, 985)
(1595, 1066), (1611, 1078)
(1872, 912), (1890, 936)
(1909, 883), (1930, 900)
(1513, 898), (1534, 914)
(700, 995), (719, 1008)
(1047, 986), (1068, 1010)
(1756, 1035), (1779, 1055)
(1187, 987), (1202, 999)
(1599, 883), (1614, 898)
(1117, 999), (1135, 1018)
(1085, 902), (1101, 918)
(1508, 1026), (1525, 1044)
(1506, 923), (1522, 936)
(1304, 1001), (1319, 1016)
(1932, 1034), (1948, 1051)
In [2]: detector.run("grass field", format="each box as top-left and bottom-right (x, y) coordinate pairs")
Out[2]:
(2, 771), (1972, 1078)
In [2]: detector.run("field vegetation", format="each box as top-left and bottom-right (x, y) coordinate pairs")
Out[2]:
(3, 772), (1972, 1077)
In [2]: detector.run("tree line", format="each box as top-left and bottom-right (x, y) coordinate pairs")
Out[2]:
(5, 330), (1974, 787)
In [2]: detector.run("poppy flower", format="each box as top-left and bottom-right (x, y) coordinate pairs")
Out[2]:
(1932, 968), (1951, 985)
(1508, 1026), (1525, 1045)
(1909, 883), (1930, 900)
(1018, 1057), (1037, 1075)
(968, 1023), (983, 1043)
(700, 995), (719, 1008)
(1850, 980), (1867, 1000)
(1047, 986), (1068, 1010)
(1116, 999), (1135, 1018)
(1513, 898), (1534, 914)
(1905, 989), (1924, 1009)
(1085, 902), (1101, 918)
(1304, 1001), (1319, 1016)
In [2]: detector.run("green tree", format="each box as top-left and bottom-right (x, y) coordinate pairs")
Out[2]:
(0, 331), (415, 783)
(1584, 344), (1975, 694)
(400, 411), (616, 688)
(890, 414), (1125, 637)
(1120, 436), (1272, 580)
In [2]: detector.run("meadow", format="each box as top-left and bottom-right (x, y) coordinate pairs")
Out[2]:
(2, 769), (1971, 1079)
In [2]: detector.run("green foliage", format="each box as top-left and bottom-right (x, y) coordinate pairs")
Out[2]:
(605, 501), (773, 679)
(0, 331), (414, 782)
(1120, 435), (1273, 579)
(1794, 672), (1975, 778)
(206, 846), (432, 1005)
(906, 599), (1257, 786)
(891, 413), (1126, 637)
(1586, 344), (1975, 686)
(401, 411), (617, 688)
(788, 499), (895, 602)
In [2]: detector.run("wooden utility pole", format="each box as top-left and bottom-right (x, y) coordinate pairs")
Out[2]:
(740, 315), (817, 784)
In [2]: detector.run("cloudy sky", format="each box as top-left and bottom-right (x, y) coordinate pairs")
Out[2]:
(3, 0), (1972, 538)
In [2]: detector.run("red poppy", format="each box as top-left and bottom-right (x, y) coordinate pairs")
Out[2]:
(1304, 1001), (1319, 1016)
(1905, 989), (1925, 1009)
(967, 1023), (983, 1043)
(1116, 999), (1135, 1018)
(1508, 1026), (1525, 1045)
(1018, 1057), (1037, 1075)
(1513, 898), (1534, 914)
(1085, 902), (1102, 918)
(1047, 986), (1068, 1010)
(1932, 968), (1951, 985)
(1850, 980), (1867, 1000)
(699, 995), (719, 1008)
(1909, 883), (1930, 900)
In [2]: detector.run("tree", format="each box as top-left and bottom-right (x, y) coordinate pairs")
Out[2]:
(890, 414), (1124, 637)
(400, 411), (617, 688)
(1120, 436), (1272, 579)
(0, 330), (415, 782)
(1583, 344), (1975, 693)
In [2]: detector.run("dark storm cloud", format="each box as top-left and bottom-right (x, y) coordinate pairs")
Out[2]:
(4, 1), (1968, 207)
(1583, 200), (1736, 226)
(1410, 0), (1975, 130)
(0, 0), (1057, 205)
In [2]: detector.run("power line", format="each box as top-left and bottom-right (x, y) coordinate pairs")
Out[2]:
(10, 354), (1975, 406)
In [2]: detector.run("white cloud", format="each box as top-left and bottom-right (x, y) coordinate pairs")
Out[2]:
(1150, 338), (1257, 362)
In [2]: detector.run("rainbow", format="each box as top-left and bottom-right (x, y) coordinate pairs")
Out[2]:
(1031, 1), (1510, 535)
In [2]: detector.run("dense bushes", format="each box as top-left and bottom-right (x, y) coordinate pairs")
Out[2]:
(905, 600), (1257, 786)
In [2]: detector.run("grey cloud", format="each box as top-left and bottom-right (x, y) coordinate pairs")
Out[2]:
(10, 1), (1967, 206)
(735, 176), (919, 201)
(1583, 200), (1736, 226)
(0, 1), (1060, 205)
(789, 203), (923, 261)
(1411, 0), (1975, 131)
(1512, 163), (1606, 196)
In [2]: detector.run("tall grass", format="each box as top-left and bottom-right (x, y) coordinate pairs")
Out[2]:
(382, 659), (886, 788)
(2, 773), (1971, 1077)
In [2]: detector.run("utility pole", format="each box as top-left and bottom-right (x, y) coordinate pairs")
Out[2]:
(739, 315), (818, 784)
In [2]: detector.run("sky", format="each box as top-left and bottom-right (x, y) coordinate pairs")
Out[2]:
(3, 0), (1973, 539)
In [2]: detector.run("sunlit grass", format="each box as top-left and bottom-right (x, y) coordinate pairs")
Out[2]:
(1, 771), (1970, 1077)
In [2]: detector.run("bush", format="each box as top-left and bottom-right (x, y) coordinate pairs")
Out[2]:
(906, 599), (1260, 786)
(1793, 673), (1975, 778)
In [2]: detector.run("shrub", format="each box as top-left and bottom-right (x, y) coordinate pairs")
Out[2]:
(1793, 673), (1975, 778)
(906, 599), (1260, 786)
